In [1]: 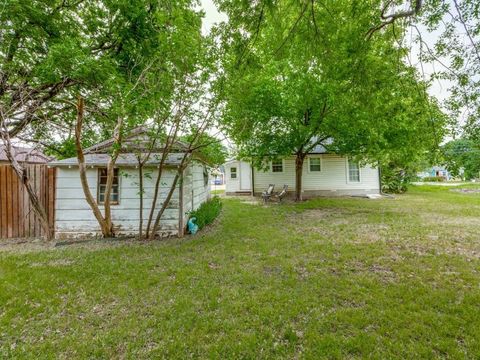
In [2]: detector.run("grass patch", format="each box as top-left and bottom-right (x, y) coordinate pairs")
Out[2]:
(211, 189), (225, 195)
(1, 187), (480, 358)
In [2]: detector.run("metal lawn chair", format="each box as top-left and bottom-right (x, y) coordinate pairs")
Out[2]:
(273, 184), (288, 203)
(262, 184), (275, 203)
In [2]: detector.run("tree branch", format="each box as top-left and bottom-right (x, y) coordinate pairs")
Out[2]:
(367, 0), (423, 39)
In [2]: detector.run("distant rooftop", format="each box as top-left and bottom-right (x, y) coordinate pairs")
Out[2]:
(0, 145), (51, 164)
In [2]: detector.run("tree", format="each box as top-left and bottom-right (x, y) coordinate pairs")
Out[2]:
(368, 0), (479, 138)
(0, 1), (150, 236)
(0, 0), (106, 238)
(74, 0), (207, 238)
(182, 132), (228, 167)
(216, 0), (445, 200)
(443, 138), (480, 179)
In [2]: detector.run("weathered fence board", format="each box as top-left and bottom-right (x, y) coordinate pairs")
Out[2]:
(0, 164), (55, 239)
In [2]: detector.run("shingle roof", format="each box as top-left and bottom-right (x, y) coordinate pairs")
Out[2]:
(0, 145), (51, 163)
(309, 143), (328, 154)
(84, 126), (189, 154)
(308, 137), (333, 154)
(49, 153), (187, 167)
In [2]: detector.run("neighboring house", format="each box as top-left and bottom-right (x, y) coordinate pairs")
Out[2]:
(417, 166), (459, 181)
(49, 133), (211, 239)
(0, 144), (51, 164)
(225, 145), (380, 198)
(210, 167), (225, 185)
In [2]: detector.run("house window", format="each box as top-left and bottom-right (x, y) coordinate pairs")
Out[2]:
(230, 167), (237, 179)
(348, 160), (360, 182)
(271, 160), (283, 173)
(97, 168), (120, 204)
(309, 158), (321, 172)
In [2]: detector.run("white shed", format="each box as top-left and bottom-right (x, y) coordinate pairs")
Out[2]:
(225, 160), (252, 195)
(49, 143), (210, 239)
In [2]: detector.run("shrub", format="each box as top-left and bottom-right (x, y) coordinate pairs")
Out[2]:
(422, 176), (445, 182)
(381, 166), (409, 194)
(189, 196), (222, 230)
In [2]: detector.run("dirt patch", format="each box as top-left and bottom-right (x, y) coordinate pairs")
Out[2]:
(348, 223), (391, 244)
(391, 243), (480, 260)
(30, 259), (76, 267)
(0, 238), (55, 253)
(263, 265), (283, 276)
(450, 188), (480, 193)
(0, 237), (140, 253)
(297, 208), (346, 221)
(421, 213), (480, 227)
(295, 265), (310, 280)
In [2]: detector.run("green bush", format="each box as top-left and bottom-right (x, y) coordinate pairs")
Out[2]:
(422, 176), (445, 182)
(381, 167), (409, 194)
(189, 196), (222, 230)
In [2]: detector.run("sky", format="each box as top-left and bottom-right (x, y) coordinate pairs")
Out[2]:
(200, 0), (227, 34)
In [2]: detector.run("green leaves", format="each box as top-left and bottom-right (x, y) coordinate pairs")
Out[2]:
(216, 0), (445, 175)
(442, 138), (480, 179)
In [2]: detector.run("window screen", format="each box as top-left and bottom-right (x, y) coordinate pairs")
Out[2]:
(98, 168), (120, 204)
(348, 161), (360, 182)
(272, 160), (283, 172)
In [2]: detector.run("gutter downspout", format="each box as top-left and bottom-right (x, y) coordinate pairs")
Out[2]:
(178, 169), (184, 238)
(378, 162), (382, 195)
(251, 161), (255, 197)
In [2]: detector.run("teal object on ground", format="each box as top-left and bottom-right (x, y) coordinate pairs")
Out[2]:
(188, 217), (199, 234)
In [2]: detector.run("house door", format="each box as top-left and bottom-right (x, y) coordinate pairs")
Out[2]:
(240, 162), (252, 191)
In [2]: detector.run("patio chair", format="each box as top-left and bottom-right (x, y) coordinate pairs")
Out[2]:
(273, 184), (288, 203)
(262, 184), (275, 203)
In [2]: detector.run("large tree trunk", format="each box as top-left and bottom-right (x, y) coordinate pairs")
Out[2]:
(75, 96), (121, 238)
(103, 117), (123, 236)
(75, 97), (110, 236)
(295, 153), (306, 202)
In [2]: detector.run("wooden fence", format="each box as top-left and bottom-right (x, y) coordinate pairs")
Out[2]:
(0, 164), (55, 239)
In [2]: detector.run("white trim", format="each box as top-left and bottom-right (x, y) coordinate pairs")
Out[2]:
(270, 159), (284, 173)
(308, 156), (322, 173)
(97, 167), (121, 206)
(346, 158), (361, 183)
(229, 166), (238, 180)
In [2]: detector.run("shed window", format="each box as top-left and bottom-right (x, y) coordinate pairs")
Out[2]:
(272, 160), (283, 173)
(230, 167), (237, 179)
(348, 160), (360, 182)
(203, 167), (209, 186)
(309, 158), (321, 172)
(97, 168), (120, 204)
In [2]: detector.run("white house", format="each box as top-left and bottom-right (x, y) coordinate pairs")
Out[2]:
(49, 134), (210, 239)
(225, 146), (380, 198)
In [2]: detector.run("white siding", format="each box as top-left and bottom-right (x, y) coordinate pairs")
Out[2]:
(55, 167), (181, 238)
(225, 161), (240, 193)
(225, 160), (252, 193)
(253, 155), (379, 195)
(182, 162), (211, 228)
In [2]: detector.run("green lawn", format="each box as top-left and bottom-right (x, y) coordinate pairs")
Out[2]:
(1, 186), (480, 358)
